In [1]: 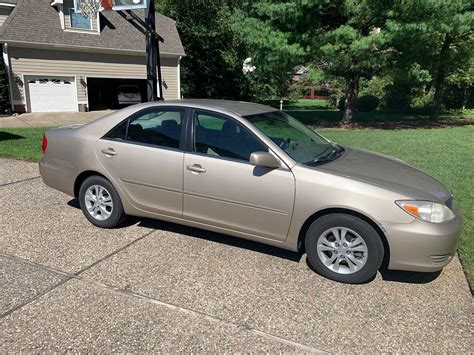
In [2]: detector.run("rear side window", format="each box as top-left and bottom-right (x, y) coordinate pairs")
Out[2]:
(103, 108), (185, 149)
(104, 120), (128, 140)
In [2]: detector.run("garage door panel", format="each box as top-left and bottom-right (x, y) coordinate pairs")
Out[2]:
(26, 76), (77, 113)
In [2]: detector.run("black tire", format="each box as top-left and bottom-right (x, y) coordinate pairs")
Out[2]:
(78, 175), (127, 228)
(305, 213), (384, 284)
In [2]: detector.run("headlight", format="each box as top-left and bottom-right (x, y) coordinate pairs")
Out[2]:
(396, 200), (455, 223)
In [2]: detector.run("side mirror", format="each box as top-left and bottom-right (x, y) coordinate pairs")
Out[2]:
(250, 151), (280, 169)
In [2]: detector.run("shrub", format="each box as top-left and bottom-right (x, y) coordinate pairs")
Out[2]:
(337, 96), (345, 111)
(443, 84), (474, 109)
(0, 56), (10, 114)
(410, 90), (433, 109)
(337, 95), (379, 112)
(360, 76), (392, 108)
(326, 97), (337, 108)
(357, 95), (379, 112)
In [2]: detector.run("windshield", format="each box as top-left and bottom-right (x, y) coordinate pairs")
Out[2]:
(245, 110), (342, 165)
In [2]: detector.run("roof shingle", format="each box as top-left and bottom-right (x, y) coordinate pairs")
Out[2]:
(0, 0), (185, 56)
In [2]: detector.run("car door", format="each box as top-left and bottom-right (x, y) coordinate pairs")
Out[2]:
(183, 110), (295, 241)
(96, 107), (186, 218)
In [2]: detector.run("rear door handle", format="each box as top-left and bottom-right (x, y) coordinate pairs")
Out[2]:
(187, 164), (206, 173)
(101, 148), (117, 156)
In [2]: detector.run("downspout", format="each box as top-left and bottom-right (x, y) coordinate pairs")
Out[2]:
(59, 5), (65, 30)
(177, 55), (182, 99)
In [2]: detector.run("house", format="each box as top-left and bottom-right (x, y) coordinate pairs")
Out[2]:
(0, 0), (185, 113)
(292, 65), (330, 100)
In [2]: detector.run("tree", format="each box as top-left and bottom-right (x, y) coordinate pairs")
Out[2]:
(308, 1), (395, 125)
(231, 2), (305, 101)
(446, 60), (474, 109)
(391, 0), (473, 119)
(156, 0), (246, 99)
(236, 1), (395, 125)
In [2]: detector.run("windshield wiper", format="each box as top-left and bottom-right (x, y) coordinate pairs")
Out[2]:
(305, 144), (344, 166)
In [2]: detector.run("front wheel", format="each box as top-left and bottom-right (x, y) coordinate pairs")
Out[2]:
(78, 176), (126, 228)
(305, 214), (384, 284)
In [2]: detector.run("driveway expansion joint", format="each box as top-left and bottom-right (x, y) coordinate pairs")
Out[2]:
(74, 229), (156, 276)
(1, 250), (327, 353)
(0, 176), (41, 188)
(78, 277), (328, 354)
(0, 229), (156, 320)
(0, 252), (74, 279)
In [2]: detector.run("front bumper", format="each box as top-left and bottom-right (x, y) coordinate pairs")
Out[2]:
(381, 215), (463, 272)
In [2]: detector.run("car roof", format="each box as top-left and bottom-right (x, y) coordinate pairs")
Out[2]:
(163, 99), (278, 116)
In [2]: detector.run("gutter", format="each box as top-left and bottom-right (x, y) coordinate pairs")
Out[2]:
(0, 39), (186, 57)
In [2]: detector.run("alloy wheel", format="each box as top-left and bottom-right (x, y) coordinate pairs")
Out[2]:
(84, 185), (113, 221)
(316, 227), (368, 274)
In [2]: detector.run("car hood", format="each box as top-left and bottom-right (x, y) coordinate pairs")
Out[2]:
(313, 148), (451, 203)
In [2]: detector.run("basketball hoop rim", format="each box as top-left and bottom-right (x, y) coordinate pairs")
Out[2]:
(75, 0), (112, 19)
(74, 0), (149, 16)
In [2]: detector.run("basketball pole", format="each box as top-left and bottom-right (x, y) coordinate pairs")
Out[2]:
(114, 1), (164, 101)
(145, 0), (164, 101)
(145, 1), (157, 101)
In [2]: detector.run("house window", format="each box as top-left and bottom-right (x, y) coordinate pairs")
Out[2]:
(69, 8), (93, 30)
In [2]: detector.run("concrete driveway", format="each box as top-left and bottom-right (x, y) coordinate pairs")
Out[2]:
(0, 111), (112, 128)
(0, 158), (472, 352)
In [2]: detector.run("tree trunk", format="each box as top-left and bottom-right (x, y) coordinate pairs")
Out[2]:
(462, 84), (467, 110)
(431, 35), (451, 120)
(341, 71), (360, 126)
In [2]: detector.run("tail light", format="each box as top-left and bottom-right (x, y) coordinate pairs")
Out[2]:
(42, 134), (48, 154)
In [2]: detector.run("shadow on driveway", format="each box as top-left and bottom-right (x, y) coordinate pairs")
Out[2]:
(67, 198), (442, 285)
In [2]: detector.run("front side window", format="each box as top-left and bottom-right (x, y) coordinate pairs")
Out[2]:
(104, 108), (184, 149)
(70, 9), (93, 30)
(245, 111), (340, 165)
(193, 112), (266, 161)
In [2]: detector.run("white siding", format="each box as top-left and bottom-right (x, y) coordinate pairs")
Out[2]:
(9, 47), (180, 104)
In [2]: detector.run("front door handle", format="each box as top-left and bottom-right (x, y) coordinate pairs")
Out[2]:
(101, 148), (117, 156)
(187, 164), (206, 173)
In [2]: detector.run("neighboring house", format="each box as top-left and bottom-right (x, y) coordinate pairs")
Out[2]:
(292, 65), (330, 100)
(292, 65), (310, 83)
(0, 0), (185, 113)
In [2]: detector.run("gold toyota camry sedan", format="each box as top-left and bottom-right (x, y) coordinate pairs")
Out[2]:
(39, 100), (463, 284)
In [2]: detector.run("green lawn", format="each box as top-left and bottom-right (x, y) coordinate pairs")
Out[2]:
(0, 124), (472, 288)
(0, 127), (48, 161)
(281, 99), (474, 127)
(289, 109), (474, 125)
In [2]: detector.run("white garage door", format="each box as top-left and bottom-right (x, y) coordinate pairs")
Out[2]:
(26, 76), (77, 112)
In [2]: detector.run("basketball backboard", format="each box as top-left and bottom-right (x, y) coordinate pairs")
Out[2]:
(74, 0), (148, 14)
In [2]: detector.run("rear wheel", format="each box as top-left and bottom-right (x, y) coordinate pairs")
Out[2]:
(305, 213), (384, 284)
(79, 176), (126, 228)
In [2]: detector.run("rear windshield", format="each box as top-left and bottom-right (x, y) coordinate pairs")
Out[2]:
(118, 86), (140, 93)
